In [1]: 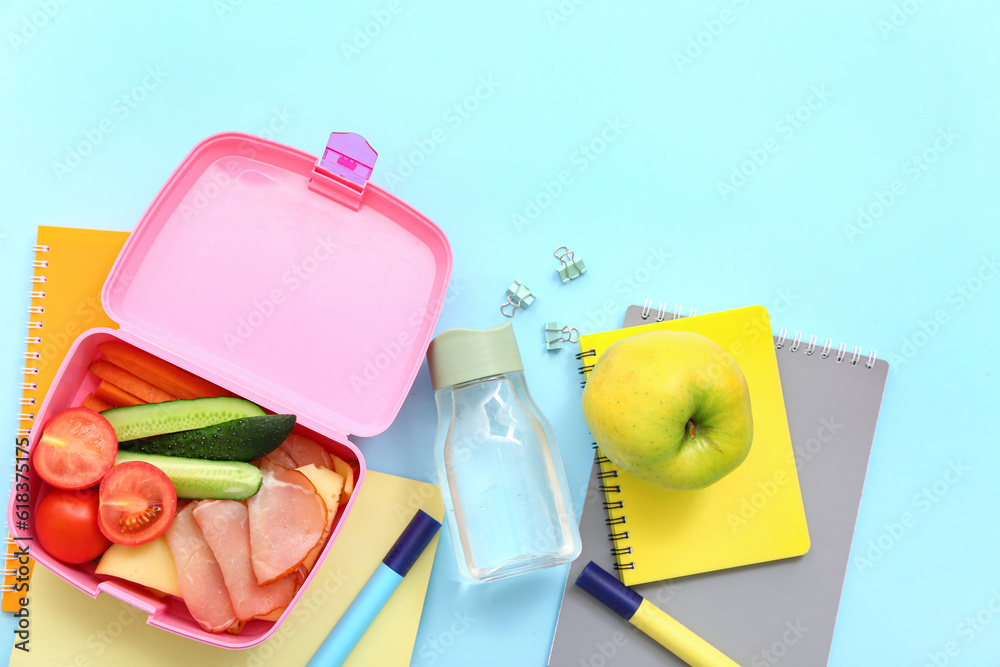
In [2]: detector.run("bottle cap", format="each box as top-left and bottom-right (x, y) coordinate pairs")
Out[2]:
(426, 321), (524, 391)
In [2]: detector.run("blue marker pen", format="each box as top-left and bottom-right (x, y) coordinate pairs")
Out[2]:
(307, 509), (441, 667)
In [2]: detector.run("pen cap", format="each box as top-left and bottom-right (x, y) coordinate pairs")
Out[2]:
(383, 510), (442, 577)
(575, 561), (642, 621)
(426, 322), (524, 391)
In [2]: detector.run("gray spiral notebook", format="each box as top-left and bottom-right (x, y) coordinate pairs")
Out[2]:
(548, 303), (889, 666)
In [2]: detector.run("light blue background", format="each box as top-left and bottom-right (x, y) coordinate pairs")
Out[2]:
(1, 2), (998, 665)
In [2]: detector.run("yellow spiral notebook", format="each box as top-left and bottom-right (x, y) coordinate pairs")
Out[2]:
(577, 305), (810, 586)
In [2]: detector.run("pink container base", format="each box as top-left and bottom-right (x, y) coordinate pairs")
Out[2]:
(9, 131), (450, 649)
(12, 326), (365, 649)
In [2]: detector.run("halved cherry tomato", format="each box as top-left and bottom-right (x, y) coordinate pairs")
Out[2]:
(32, 407), (118, 490)
(98, 461), (177, 546)
(35, 487), (111, 564)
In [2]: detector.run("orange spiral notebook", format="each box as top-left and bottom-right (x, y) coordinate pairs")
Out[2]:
(4, 226), (127, 612)
(577, 305), (811, 586)
(7, 226), (441, 666)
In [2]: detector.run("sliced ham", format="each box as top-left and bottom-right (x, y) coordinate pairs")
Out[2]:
(256, 456), (289, 475)
(296, 464), (344, 574)
(278, 434), (333, 469)
(192, 499), (296, 622)
(163, 504), (241, 634)
(263, 446), (297, 469)
(247, 467), (327, 585)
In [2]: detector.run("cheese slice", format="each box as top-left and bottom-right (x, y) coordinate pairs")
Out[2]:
(95, 535), (180, 597)
(296, 464), (344, 572)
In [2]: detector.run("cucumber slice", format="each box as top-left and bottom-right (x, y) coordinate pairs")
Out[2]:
(114, 451), (262, 500)
(101, 397), (266, 442)
(118, 413), (296, 462)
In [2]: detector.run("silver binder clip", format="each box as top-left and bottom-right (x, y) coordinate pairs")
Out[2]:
(554, 246), (587, 283)
(544, 322), (580, 350)
(501, 280), (537, 317)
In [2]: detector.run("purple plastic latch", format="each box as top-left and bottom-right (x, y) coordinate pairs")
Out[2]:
(319, 132), (377, 188)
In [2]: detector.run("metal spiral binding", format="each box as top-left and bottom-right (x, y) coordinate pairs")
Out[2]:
(635, 301), (882, 370)
(777, 333), (877, 368)
(576, 348), (597, 387)
(590, 442), (635, 570)
(636, 301), (706, 323)
(639, 298), (673, 321)
(6, 244), (48, 605)
(21, 243), (48, 440)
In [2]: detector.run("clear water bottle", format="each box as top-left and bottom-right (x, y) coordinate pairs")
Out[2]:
(427, 322), (581, 584)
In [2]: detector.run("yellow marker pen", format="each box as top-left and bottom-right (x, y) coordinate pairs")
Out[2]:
(575, 561), (740, 667)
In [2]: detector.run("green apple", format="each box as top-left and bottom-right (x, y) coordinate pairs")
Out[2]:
(581, 330), (753, 491)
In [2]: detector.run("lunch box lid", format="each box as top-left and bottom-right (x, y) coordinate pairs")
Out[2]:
(102, 132), (452, 438)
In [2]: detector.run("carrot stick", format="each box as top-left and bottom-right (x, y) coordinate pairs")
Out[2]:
(95, 380), (147, 408)
(89, 360), (177, 404)
(97, 342), (228, 400)
(82, 393), (114, 412)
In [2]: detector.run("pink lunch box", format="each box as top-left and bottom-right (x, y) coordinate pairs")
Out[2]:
(8, 131), (452, 648)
